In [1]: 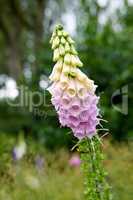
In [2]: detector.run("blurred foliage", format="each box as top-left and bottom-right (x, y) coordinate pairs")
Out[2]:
(76, 0), (133, 140)
(0, 0), (133, 147)
(0, 134), (132, 200)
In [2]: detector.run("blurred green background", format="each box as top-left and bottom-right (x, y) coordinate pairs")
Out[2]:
(0, 0), (133, 199)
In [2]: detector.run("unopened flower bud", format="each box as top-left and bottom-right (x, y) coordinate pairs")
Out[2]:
(53, 48), (60, 61)
(59, 44), (65, 56)
(52, 31), (56, 38)
(61, 37), (66, 45)
(52, 37), (60, 49)
(76, 69), (88, 82)
(50, 32), (56, 44)
(62, 63), (71, 74)
(67, 37), (75, 44)
(70, 67), (77, 75)
(53, 58), (63, 72)
(71, 45), (78, 55)
(65, 42), (71, 52)
(50, 37), (54, 44)
(49, 71), (60, 81)
(71, 55), (78, 66)
(64, 53), (71, 65)
(57, 30), (63, 37)
(75, 56), (83, 67)
(62, 31), (69, 37)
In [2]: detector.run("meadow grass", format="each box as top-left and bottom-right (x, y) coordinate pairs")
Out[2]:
(0, 134), (132, 200)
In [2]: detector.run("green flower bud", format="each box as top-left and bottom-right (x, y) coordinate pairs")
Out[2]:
(71, 45), (78, 55)
(62, 30), (69, 37)
(53, 48), (60, 62)
(64, 53), (71, 65)
(50, 32), (56, 44)
(52, 31), (56, 38)
(71, 55), (77, 66)
(59, 44), (65, 56)
(71, 56), (83, 67)
(65, 42), (71, 52)
(52, 37), (60, 49)
(57, 30), (63, 37)
(61, 37), (66, 45)
(76, 56), (83, 67)
(55, 24), (63, 31)
(70, 66), (77, 75)
(62, 63), (71, 74)
(67, 36), (75, 44)
(50, 37), (53, 44)
(70, 55), (83, 67)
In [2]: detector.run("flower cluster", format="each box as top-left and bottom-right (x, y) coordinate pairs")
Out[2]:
(48, 25), (99, 139)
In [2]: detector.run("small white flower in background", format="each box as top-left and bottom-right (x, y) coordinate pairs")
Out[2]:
(12, 133), (26, 161)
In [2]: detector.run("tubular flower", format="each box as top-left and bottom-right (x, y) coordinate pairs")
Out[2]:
(48, 25), (100, 139)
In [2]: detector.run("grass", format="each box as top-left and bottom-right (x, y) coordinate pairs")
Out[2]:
(104, 141), (133, 200)
(0, 134), (132, 200)
(0, 150), (83, 200)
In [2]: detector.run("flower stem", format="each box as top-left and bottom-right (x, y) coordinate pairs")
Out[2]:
(78, 136), (111, 200)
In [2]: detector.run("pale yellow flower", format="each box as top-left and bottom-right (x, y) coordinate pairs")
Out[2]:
(49, 59), (63, 81)
(62, 63), (71, 74)
(66, 79), (76, 97)
(65, 42), (71, 52)
(71, 55), (78, 66)
(59, 44), (65, 56)
(53, 48), (60, 61)
(60, 73), (69, 90)
(76, 80), (87, 98)
(49, 71), (60, 82)
(61, 37), (66, 45)
(64, 53), (71, 65)
(76, 68), (88, 82)
(52, 36), (60, 49)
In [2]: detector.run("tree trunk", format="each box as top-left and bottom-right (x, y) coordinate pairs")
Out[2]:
(7, 34), (22, 81)
(33, 0), (46, 76)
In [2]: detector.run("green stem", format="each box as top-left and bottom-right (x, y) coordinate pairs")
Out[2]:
(78, 136), (111, 200)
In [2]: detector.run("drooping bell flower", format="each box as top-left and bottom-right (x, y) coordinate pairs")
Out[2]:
(48, 24), (100, 139)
